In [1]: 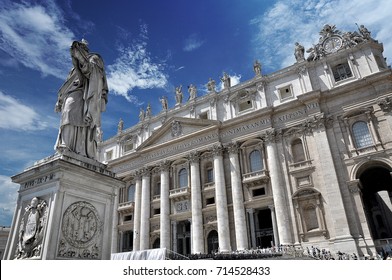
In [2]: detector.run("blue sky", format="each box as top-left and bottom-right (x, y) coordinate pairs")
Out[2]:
(0, 0), (391, 226)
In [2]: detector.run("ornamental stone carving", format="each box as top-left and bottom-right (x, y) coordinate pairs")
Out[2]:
(159, 160), (171, 172)
(171, 120), (182, 137)
(188, 151), (201, 163)
(211, 144), (224, 157)
(262, 129), (281, 143)
(378, 97), (392, 112)
(58, 201), (103, 259)
(225, 142), (239, 154)
(15, 197), (48, 259)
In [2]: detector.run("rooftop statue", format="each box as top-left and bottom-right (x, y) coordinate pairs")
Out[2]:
(55, 39), (108, 160)
(253, 60), (262, 75)
(175, 85), (183, 105)
(207, 78), (216, 93)
(188, 84), (197, 100)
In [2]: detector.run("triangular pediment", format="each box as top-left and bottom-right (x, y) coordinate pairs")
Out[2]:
(137, 117), (220, 151)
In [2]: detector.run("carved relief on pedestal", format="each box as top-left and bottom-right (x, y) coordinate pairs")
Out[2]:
(57, 201), (103, 259)
(15, 197), (48, 259)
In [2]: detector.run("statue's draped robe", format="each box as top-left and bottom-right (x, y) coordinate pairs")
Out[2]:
(55, 53), (108, 159)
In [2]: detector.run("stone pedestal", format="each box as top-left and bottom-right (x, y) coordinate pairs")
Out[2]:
(3, 151), (124, 260)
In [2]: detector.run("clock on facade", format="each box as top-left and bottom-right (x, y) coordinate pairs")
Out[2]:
(323, 36), (343, 53)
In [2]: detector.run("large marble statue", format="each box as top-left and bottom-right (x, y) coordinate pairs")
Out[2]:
(55, 39), (108, 160)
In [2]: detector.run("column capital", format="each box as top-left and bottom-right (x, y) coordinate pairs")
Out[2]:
(211, 143), (224, 157)
(268, 205), (275, 211)
(225, 142), (239, 154)
(159, 160), (171, 172)
(188, 151), (201, 163)
(262, 129), (282, 143)
(140, 167), (152, 177)
(246, 208), (255, 214)
(134, 170), (142, 180)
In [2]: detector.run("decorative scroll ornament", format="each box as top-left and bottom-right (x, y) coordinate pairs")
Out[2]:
(15, 197), (48, 259)
(263, 129), (281, 143)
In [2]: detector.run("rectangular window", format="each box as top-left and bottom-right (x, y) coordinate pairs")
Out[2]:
(199, 111), (208, 119)
(124, 142), (133, 153)
(332, 62), (353, 82)
(252, 188), (266, 197)
(206, 197), (215, 205)
(279, 85), (293, 100)
(238, 99), (253, 112)
(105, 150), (113, 161)
(207, 168), (214, 183)
(124, 214), (133, 222)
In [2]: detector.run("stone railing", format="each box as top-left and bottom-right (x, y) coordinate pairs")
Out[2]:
(169, 187), (191, 199)
(242, 170), (269, 185)
(118, 201), (134, 212)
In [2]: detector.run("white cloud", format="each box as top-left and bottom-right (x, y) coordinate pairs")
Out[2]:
(107, 25), (169, 103)
(251, 0), (392, 70)
(183, 33), (205, 52)
(0, 91), (50, 131)
(0, 175), (18, 226)
(0, 1), (75, 78)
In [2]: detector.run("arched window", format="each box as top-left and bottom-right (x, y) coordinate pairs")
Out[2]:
(178, 168), (188, 188)
(127, 184), (135, 202)
(249, 150), (263, 172)
(292, 139), (306, 163)
(352, 121), (373, 148)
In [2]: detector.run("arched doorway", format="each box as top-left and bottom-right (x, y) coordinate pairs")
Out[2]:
(359, 165), (392, 241)
(207, 230), (219, 253)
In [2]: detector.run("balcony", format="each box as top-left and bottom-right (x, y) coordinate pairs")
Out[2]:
(289, 159), (315, 175)
(242, 170), (269, 187)
(118, 201), (134, 214)
(169, 187), (191, 201)
(203, 182), (215, 191)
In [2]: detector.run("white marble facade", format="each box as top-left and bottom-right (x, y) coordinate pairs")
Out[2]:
(101, 25), (392, 257)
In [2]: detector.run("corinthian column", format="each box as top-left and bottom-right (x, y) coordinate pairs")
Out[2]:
(139, 168), (151, 250)
(227, 142), (248, 250)
(133, 172), (142, 251)
(263, 129), (292, 245)
(159, 161), (171, 250)
(212, 144), (231, 252)
(189, 151), (204, 253)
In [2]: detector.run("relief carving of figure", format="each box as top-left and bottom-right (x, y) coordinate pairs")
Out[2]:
(15, 197), (47, 259)
(54, 39), (108, 160)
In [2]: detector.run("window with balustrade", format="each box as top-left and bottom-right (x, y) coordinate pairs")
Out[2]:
(178, 168), (188, 188)
(249, 150), (263, 172)
(127, 184), (135, 202)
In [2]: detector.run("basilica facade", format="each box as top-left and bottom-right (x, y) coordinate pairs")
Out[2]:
(99, 25), (392, 257)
